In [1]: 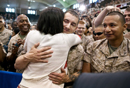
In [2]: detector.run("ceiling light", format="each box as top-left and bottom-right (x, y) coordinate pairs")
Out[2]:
(63, 0), (65, 2)
(53, 5), (56, 7)
(63, 8), (66, 12)
(28, 6), (31, 9)
(7, 4), (10, 7)
(79, 5), (86, 11)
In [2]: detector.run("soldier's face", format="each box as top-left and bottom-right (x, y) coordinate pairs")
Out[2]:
(0, 19), (4, 29)
(93, 27), (105, 40)
(63, 12), (78, 34)
(103, 15), (126, 41)
(17, 15), (30, 33)
(76, 23), (86, 36)
(124, 10), (130, 25)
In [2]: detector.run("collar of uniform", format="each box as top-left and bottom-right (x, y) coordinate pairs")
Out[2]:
(0, 27), (6, 33)
(99, 38), (128, 58)
(98, 39), (110, 58)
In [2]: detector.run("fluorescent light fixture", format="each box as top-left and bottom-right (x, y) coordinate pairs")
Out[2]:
(6, 8), (9, 12)
(6, 8), (15, 13)
(53, 5), (56, 7)
(12, 8), (15, 12)
(79, 5), (86, 11)
(28, 10), (36, 14)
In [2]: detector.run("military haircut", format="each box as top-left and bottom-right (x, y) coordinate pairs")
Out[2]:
(106, 11), (125, 25)
(125, 7), (130, 12)
(65, 9), (80, 24)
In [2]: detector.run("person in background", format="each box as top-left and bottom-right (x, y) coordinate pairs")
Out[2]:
(30, 25), (36, 30)
(0, 15), (12, 70)
(81, 14), (92, 36)
(75, 20), (93, 52)
(7, 14), (30, 72)
(124, 7), (130, 39)
(11, 21), (19, 36)
(124, 6), (130, 33)
(93, 25), (106, 41)
(0, 16), (12, 53)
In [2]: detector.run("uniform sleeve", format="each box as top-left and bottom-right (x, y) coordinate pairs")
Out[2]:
(7, 37), (14, 56)
(83, 42), (93, 63)
(64, 34), (82, 47)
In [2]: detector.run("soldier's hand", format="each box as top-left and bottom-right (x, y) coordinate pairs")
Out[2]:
(49, 68), (68, 85)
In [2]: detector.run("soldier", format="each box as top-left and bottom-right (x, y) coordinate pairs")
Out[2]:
(0, 15), (12, 52)
(7, 14), (30, 72)
(82, 9), (130, 73)
(0, 15), (12, 70)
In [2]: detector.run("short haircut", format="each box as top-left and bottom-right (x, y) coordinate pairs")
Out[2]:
(11, 21), (17, 27)
(78, 20), (85, 24)
(65, 9), (79, 24)
(37, 7), (64, 35)
(125, 7), (130, 12)
(0, 15), (3, 19)
(0, 15), (4, 23)
(106, 11), (125, 25)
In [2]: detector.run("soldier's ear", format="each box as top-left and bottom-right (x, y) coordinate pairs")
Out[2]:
(123, 23), (127, 31)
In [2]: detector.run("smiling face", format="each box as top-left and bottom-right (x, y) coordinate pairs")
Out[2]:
(76, 21), (86, 36)
(102, 15), (126, 41)
(63, 12), (78, 34)
(124, 10), (130, 26)
(0, 19), (4, 30)
(93, 26), (105, 40)
(17, 14), (30, 34)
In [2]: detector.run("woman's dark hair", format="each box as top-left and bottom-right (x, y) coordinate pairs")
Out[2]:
(37, 7), (64, 35)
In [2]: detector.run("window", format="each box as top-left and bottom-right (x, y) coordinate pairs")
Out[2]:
(6, 8), (15, 13)
(28, 10), (36, 15)
(89, 0), (98, 4)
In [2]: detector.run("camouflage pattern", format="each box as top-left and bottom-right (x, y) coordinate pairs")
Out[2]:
(84, 38), (130, 73)
(81, 34), (94, 52)
(0, 42), (6, 70)
(67, 44), (84, 75)
(7, 33), (25, 57)
(0, 28), (12, 45)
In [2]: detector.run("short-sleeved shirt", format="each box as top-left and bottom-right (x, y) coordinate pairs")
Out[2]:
(81, 34), (94, 52)
(83, 38), (130, 73)
(67, 44), (84, 75)
(7, 33), (25, 57)
(0, 28), (12, 45)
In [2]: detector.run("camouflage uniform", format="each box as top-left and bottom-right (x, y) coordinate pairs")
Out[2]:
(65, 44), (84, 88)
(0, 28), (12, 70)
(67, 44), (84, 75)
(0, 28), (12, 45)
(81, 34), (94, 52)
(83, 38), (130, 73)
(7, 33), (25, 57)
